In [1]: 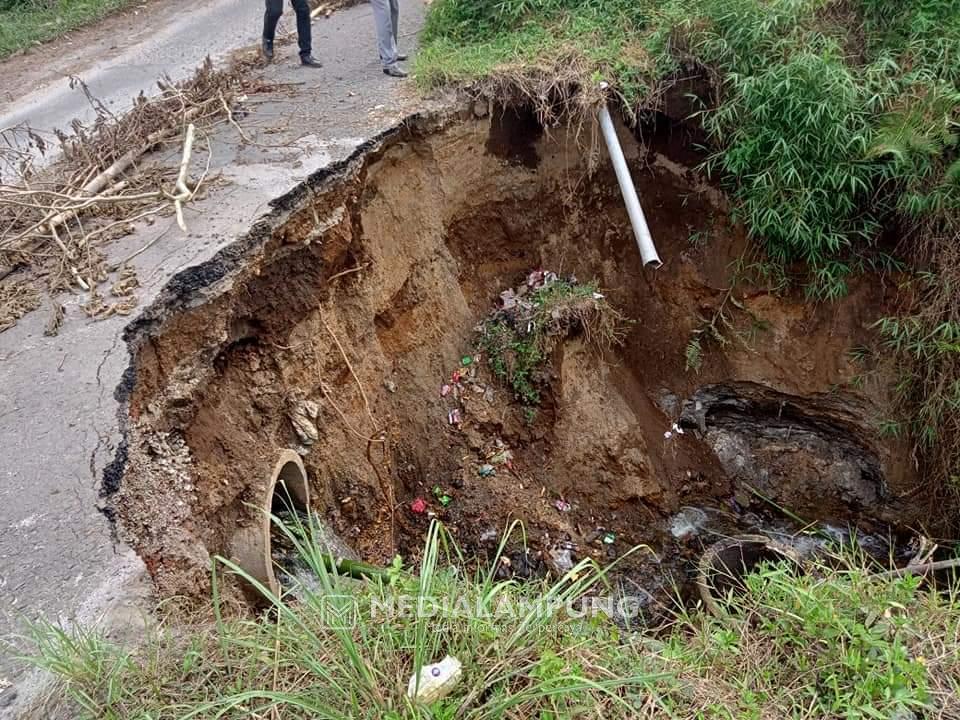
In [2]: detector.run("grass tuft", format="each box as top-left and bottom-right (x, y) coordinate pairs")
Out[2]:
(25, 513), (960, 718)
(477, 276), (626, 405)
(0, 0), (138, 58)
(418, 0), (960, 516)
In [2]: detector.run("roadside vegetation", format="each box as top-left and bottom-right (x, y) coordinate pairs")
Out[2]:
(0, 0), (138, 58)
(417, 0), (960, 512)
(28, 517), (960, 719)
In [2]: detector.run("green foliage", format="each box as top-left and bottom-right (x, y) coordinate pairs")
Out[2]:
(478, 319), (544, 404)
(683, 287), (768, 373)
(720, 563), (932, 717)
(477, 279), (623, 406)
(0, 0), (136, 57)
(656, 556), (960, 718)
(876, 303), (960, 483)
(29, 518), (655, 719)
(417, 0), (659, 104)
(28, 526), (960, 719)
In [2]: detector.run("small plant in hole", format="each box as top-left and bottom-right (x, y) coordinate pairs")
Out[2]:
(477, 274), (626, 405)
(687, 228), (708, 248)
(684, 288), (768, 374)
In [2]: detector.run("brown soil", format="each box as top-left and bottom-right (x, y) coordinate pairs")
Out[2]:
(109, 105), (925, 607)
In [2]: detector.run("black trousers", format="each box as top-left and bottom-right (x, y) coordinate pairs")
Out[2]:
(263, 0), (312, 57)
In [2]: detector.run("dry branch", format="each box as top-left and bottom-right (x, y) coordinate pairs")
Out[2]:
(172, 123), (196, 232)
(0, 59), (245, 295)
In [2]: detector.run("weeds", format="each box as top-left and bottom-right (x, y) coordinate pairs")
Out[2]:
(477, 276), (625, 404)
(658, 556), (960, 718)
(27, 513), (960, 719)
(876, 259), (960, 503)
(0, 0), (138, 57)
(29, 516), (655, 719)
(684, 286), (768, 373)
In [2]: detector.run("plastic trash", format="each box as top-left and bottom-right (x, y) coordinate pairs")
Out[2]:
(602, 532), (616, 545)
(664, 422), (685, 440)
(554, 499), (571, 512)
(478, 464), (495, 478)
(432, 486), (453, 507)
(410, 498), (427, 514)
(448, 409), (462, 425)
(549, 546), (575, 574)
(669, 507), (708, 539)
(407, 656), (463, 704)
(461, 355), (473, 366)
(440, 384), (452, 397)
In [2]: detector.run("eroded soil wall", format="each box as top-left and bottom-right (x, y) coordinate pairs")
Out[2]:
(112, 107), (920, 600)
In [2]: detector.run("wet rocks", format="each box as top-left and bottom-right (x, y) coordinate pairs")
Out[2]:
(680, 382), (887, 521)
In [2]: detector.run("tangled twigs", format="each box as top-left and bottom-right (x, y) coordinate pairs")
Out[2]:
(0, 59), (243, 289)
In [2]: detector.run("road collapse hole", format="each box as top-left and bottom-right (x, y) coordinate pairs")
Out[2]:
(113, 108), (928, 609)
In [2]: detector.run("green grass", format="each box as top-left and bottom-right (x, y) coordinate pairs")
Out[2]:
(26, 513), (960, 718)
(28, 517), (657, 719)
(0, 0), (138, 58)
(417, 0), (960, 513)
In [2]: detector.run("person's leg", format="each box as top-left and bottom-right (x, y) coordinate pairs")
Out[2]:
(390, 0), (399, 45)
(390, 0), (407, 60)
(290, 0), (312, 58)
(263, 0), (283, 45)
(370, 0), (398, 67)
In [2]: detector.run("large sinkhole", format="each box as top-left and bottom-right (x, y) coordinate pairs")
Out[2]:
(109, 106), (927, 607)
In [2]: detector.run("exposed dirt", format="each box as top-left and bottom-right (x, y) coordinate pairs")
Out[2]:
(109, 105), (929, 608)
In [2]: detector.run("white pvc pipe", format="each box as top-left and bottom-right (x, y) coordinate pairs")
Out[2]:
(598, 101), (662, 268)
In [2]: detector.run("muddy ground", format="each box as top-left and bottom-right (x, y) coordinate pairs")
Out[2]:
(108, 105), (930, 610)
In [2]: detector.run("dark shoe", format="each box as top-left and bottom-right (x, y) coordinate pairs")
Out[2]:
(300, 54), (323, 68)
(262, 39), (274, 61)
(383, 65), (408, 78)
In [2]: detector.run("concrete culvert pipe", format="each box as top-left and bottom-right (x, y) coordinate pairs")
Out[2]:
(229, 450), (310, 600)
(697, 534), (802, 620)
